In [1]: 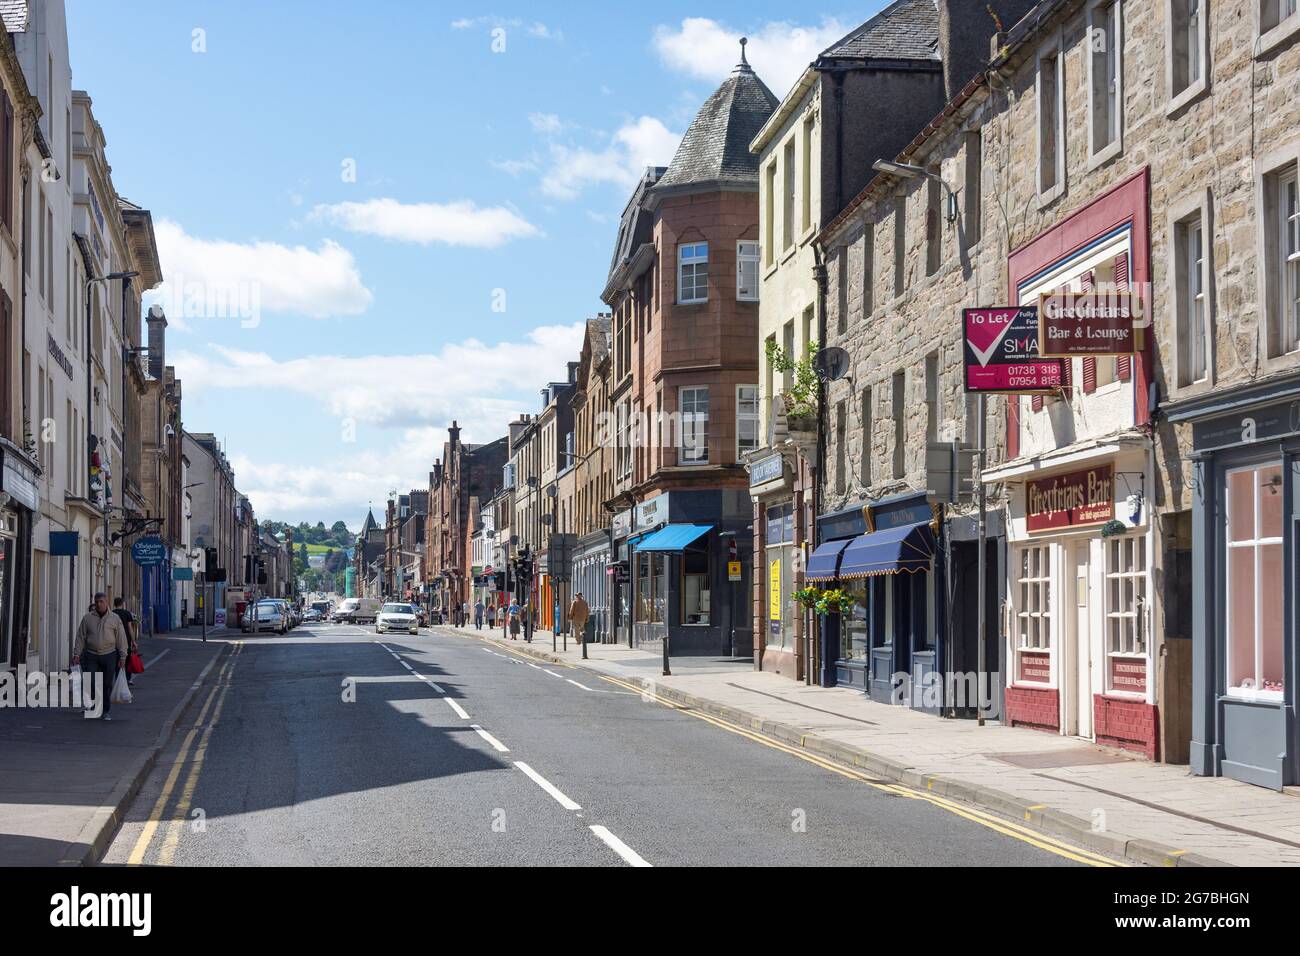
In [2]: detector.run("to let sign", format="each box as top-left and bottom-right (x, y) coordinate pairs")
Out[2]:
(1038, 291), (1145, 357)
(963, 306), (1065, 393)
(1026, 465), (1114, 532)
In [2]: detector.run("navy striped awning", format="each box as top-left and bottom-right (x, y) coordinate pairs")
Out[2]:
(805, 540), (851, 582)
(837, 522), (935, 579)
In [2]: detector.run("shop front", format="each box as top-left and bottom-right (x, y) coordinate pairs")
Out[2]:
(0, 440), (38, 669)
(609, 506), (634, 645)
(1170, 381), (1300, 790)
(989, 443), (1158, 757)
(573, 531), (610, 643)
(810, 492), (942, 708)
(629, 490), (751, 657)
(749, 451), (804, 679)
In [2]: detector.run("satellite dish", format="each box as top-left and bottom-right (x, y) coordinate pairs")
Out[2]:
(813, 346), (850, 382)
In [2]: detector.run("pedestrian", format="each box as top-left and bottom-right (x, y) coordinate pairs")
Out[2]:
(474, 598), (484, 629)
(73, 592), (129, 720)
(508, 600), (521, 639)
(462, 600), (470, 628)
(486, 603), (496, 628)
(567, 592), (590, 648)
(112, 597), (139, 686)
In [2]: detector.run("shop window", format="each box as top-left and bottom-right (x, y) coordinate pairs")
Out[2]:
(682, 547), (710, 625)
(842, 579), (869, 661)
(1105, 534), (1147, 665)
(1016, 544), (1053, 650)
(766, 504), (794, 650)
(637, 550), (666, 625)
(1225, 462), (1284, 700)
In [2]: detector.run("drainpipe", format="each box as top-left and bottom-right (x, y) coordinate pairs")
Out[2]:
(811, 244), (829, 688)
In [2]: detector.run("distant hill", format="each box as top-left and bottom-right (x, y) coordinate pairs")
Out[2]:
(261, 519), (355, 550)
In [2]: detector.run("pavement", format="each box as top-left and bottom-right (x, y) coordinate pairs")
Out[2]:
(0, 626), (232, 866)
(102, 622), (1105, 867)
(449, 622), (1300, 867)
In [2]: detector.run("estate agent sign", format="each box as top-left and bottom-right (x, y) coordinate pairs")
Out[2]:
(1037, 291), (1145, 357)
(963, 306), (1065, 393)
(1025, 465), (1114, 532)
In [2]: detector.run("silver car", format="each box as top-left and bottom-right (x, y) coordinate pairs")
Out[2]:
(242, 601), (287, 635)
(375, 603), (420, 635)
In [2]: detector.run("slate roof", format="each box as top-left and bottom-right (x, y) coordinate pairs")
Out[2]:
(819, 0), (940, 62)
(0, 1), (27, 33)
(654, 48), (779, 193)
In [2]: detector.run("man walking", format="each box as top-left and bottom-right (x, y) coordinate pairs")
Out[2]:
(567, 592), (590, 649)
(74, 592), (129, 720)
(113, 597), (139, 686)
(473, 598), (484, 629)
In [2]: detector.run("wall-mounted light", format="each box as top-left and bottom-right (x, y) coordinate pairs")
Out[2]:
(872, 159), (959, 223)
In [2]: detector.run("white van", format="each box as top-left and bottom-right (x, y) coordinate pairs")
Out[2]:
(333, 597), (381, 624)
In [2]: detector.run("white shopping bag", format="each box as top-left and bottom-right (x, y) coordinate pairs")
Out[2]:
(69, 665), (84, 708)
(111, 668), (133, 704)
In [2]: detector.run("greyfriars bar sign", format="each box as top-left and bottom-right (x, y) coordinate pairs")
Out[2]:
(1037, 290), (1146, 357)
(1026, 465), (1114, 532)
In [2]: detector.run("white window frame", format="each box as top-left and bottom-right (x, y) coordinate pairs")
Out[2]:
(1282, 168), (1300, 354)
(1258, 0), (1300, 57)
(1104, 534), (1147, 684)
(1086, 0), (1124, 169)
(1223, 462), (1285, 702)
(737, 241), (760, 302)
(1166, 0), (1209, 114)
(1169, 190), (1214, 389)
(1036, 39), (1066, 206)
(1015, 544), (1054, 652)
(677, 242), (708, 305)
(736, 384), (759, 458)
(678, 386), (709, 464)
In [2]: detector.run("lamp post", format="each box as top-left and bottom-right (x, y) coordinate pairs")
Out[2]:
(84, 269), (139, 601)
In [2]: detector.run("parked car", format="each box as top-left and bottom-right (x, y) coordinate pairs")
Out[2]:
(242, 601), (287, 635)
(375, 603), (420, 635)
(302, 608), (323, 623)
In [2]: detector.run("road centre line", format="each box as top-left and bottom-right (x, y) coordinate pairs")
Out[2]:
(471, 724), (510, 752)
(513, 761), (581, 811)
(444, 697), (470, 719)
(589, 825), (652, 867)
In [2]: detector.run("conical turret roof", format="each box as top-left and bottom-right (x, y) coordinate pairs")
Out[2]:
(654, 40), (779, 194)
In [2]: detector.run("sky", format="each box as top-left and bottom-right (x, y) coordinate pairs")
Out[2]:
(66, 0), (888, 531)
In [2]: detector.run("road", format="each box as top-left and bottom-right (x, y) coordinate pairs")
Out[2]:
(103, 622), (1105, 866)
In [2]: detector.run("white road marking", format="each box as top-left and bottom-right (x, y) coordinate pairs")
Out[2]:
(527, 662), (543, 670)
(514, 761), (581, 811)
(471, 724), (509, 752)
(543, 670), (564, 679)
(589, 825), (652, 867)
(566, 679), (595, 691)
(445, 697), (470, 719)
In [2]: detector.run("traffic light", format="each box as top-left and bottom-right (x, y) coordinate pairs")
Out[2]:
(205, 547), (218, 576)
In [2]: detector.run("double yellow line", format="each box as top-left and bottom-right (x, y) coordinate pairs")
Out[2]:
(127, 642), (243, 866)
(598, 674), (1120, 867)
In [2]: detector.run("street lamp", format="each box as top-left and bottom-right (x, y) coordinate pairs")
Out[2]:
(871, 159), (958, 223)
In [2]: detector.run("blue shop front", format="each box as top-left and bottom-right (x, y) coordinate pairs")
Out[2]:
(1170, 379), (1300, 790)
(629, 490), (752, 657)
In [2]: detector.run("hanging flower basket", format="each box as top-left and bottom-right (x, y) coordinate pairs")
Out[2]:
(814, 587), (856, 617)
(793, 585), (822, 610)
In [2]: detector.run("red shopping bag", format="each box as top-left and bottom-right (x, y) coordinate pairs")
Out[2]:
(126, 651), (145, 675)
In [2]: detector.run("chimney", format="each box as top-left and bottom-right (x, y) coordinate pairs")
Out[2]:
(146, 304), (167, 379)
(448, 420), (461, 448)
(938, 0), (1037, 98)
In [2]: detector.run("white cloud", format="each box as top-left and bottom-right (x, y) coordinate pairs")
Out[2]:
(529, 112), (564, 134)
(450, 16), (561, 39)
(310, 198), (541, 248)
(540, 116), (681, 201)
(490, 157), (538, 177)
(149, 219), (372, 324)
(180, 322), (586, 519)
(652, 16), (848, 97)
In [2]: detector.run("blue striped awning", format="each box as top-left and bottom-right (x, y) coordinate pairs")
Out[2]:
(634, 523), (713, 552)
(837, 522), (935, 579)
(805, 540), (851, 582)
